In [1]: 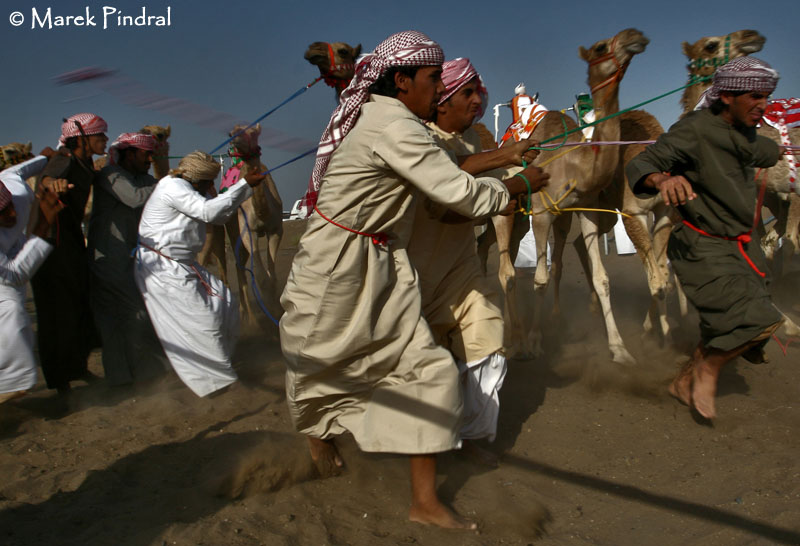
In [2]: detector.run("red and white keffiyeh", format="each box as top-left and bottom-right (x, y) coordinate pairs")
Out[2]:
(694, 57), (779, 110)
(0, 180), (12, 210)
(59, 113), (108, 146)
(303, 30), (444, 212)
(439, 57), (488, 121)
(108, 132), (156, 165)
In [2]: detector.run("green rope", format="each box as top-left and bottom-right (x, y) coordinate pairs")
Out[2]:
(527, 75), (712, 151)
(514, 172), (532, 213)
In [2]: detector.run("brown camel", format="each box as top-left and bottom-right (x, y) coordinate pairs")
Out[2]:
(502, 28), (650, 363)
(139, 124), (171, 179)
(0, 142), (34, 170)
(197, 124), (283, 331)
(304, 42), (361, 97)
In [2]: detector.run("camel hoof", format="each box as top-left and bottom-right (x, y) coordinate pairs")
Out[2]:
(611, 347), (636, 366)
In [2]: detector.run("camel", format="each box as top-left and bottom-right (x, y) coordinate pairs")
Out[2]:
(0, 142), (34, 170)
(304, 42), (361, 97)
(139, 124), (171, 179)
(498, 28), (649, 363)
(197, 124), (284, 331)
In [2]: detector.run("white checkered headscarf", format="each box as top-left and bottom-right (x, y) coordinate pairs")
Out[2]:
(303, 30), (444, 210)
(695, 57), (779, 110)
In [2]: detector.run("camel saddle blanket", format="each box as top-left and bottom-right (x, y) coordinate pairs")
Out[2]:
(501, 100), (549, 143)
(219, 166), (241, 193)
(762, 98), (798, 190)
(762, 98), (800, 130)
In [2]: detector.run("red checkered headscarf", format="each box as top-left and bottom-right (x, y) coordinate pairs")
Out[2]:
(108, 132), (156, 165)
(59, 113), (108, 147)
(439, 58), (488, 121)
(0, 180), (12, 211)
(303, 30), (444, 211)
(695, 57), (779, 110)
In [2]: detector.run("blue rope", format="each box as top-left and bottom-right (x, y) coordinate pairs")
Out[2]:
(233, 206), (281, 326)
(208, 77), (322, 156)
(258, 147), (317, 176)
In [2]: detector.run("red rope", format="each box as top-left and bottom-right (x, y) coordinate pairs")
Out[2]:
(772, 334), (794, 357)
(138, 242), (222, 298)
(313, 204), (388, 247)
(679, 168), (770, 278)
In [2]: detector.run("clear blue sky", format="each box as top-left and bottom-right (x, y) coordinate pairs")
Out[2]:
(1, 0), (797, 204)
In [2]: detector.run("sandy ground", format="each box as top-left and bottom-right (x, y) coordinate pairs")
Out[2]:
(2, 219), (800, 546)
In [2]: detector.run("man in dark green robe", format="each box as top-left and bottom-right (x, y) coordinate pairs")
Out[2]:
(626, 57), (783, 419)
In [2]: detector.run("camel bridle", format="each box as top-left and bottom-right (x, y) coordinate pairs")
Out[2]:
(322, 43), (355, 91)
(588, 35), (630, 107)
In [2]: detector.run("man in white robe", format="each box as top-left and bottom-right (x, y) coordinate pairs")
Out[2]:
(135, 151), (265, 397)
(1, 155), (70, 402)
(281, 31), (548, 529)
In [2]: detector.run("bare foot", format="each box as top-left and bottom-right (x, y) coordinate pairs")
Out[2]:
(668, 364), (693, 407)
(460, 440), (499, 468)
(409, 499), (477, 530)
(307, 437), (343, 477)
(691, 362), (718, 419)
(0, 390), (27, 404)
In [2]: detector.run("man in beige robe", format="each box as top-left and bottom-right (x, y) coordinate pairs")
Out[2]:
(408, 58), (538, 464)
(280, 31), (548, 529)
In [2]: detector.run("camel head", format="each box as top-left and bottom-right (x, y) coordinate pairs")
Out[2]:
(682, 29), (765, 79)
(229, 124), (261, 160)
(0, 141), (33, 170)
(304, 41), (361, 93)
(579, 28), (649, 106)
(139, 124), (171, 154)
(679, 30), (765, 114)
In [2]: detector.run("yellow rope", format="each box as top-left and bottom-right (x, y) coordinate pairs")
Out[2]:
(517, 178), (632, 219)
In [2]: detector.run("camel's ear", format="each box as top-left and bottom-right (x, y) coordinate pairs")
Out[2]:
(579, 46), (590, 61)
(24, 142), (32, 154)
(681, 41), (693, 58)
(354, 44), (362, 58)
(165, 125), (171, 137)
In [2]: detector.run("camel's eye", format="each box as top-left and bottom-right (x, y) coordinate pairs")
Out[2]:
(337, 48), (351, 58)
(594, 43), (607, 54)
(704, 41), (718, 53)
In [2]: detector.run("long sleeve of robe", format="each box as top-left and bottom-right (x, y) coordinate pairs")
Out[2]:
(135, 176), (253, 397)
(1, 235), (52, 394)
(280, 95), (509, 454)
(625, 108), (782, 350)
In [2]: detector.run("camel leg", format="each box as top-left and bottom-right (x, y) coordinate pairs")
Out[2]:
(476, 220), (495, 275)
(227, 214), (258, 328)
(551, 214), (572, 317)
(651, 210), (678, 343)
(571, 232), (600, 314)
(198, 224), (228, 286)
(528, 213), (555, 359)
(784, 194), (800, 255)
(491, 214), (524, 357)
(578, 211), (636, 365)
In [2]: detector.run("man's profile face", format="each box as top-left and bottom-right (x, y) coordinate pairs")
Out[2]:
(0, 202), (17, 228)
(129, 148), (153, 175)
(396, 66), (445, 121)
(721, 91), (769, 128)
(82, 134), (108, 156)
(439, 78), (483, 132)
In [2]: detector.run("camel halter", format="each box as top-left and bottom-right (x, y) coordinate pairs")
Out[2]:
(687, 35), (731, 73)
(588, 35), (629, 104)
(322, 43), (355, 91)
